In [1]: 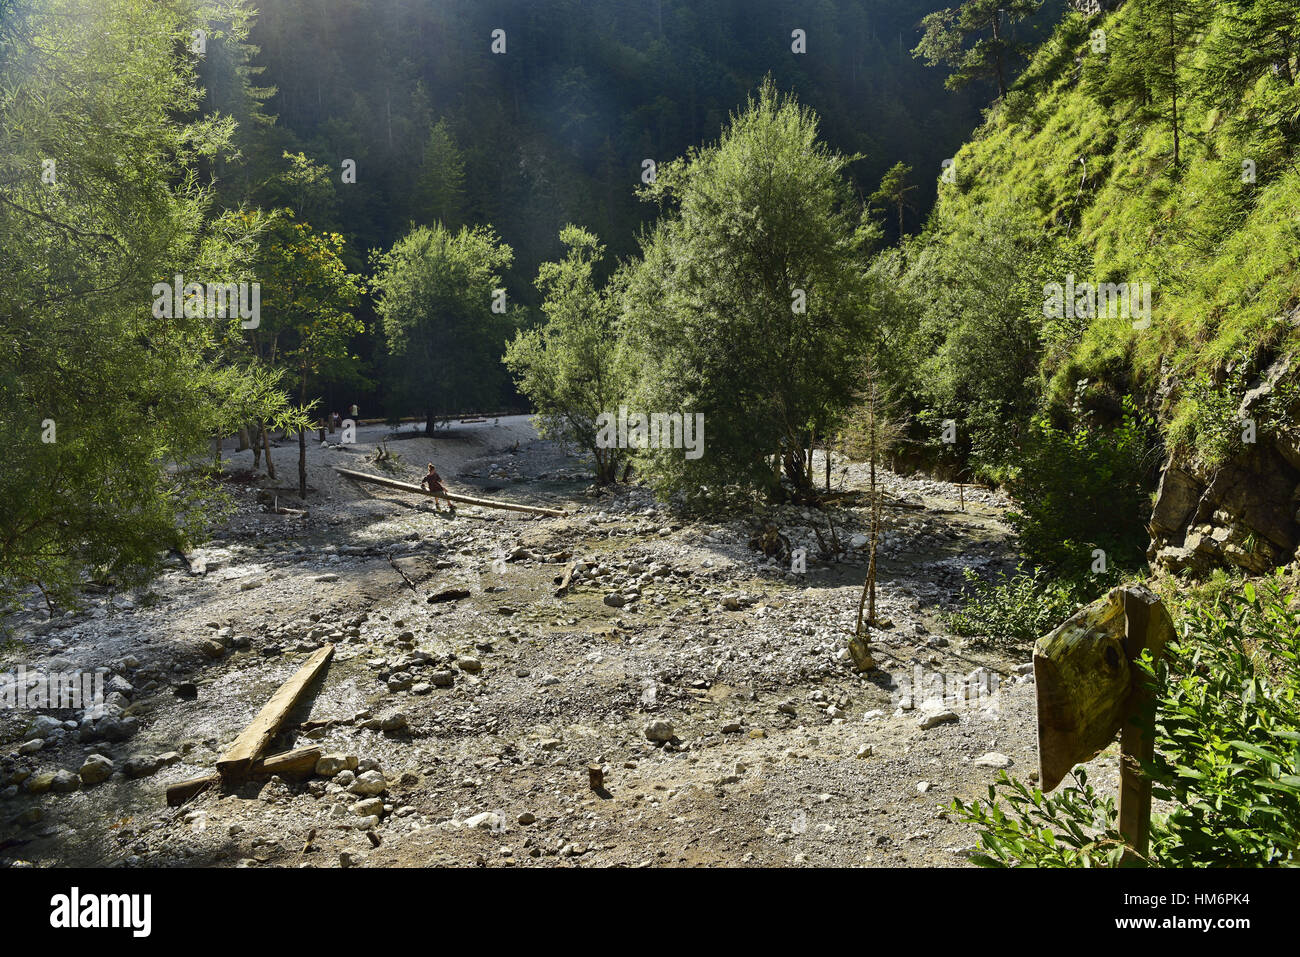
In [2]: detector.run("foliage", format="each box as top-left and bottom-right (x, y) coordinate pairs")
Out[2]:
(1005, 398), (1156, 578)
(503, 225), (630, 484)
(947, 563), (1082, 648)
(371, 223), (520, 425)
(0, 0), (288, 609)
(953, 768), (1129, 867)
(620, 79), (879, 500)
(954, 573), (1300, 867)
(1142, 574), (1300, 866)
(913, 0), (1047, 99)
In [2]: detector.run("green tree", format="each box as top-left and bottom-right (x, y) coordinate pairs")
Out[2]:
(913, 0), (1044, 99)
(621, 80), (879, 500)
(869, 161), (919, 236)
(416, 120), (467, 229)
(504, 226), (629, 484)
(371, 224), (519, 432)
(0, 0), (288, 610)
(243, 209), (365, 497)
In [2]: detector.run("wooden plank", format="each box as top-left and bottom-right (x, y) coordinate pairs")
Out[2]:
(216, 645), (334, 778)
(167, 747), (323, 807)
(333, 466), (568, 517)
(1033, 592), (1131, 792)
(1117, 586), (1171, 862)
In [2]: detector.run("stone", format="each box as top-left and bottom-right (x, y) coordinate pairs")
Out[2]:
(973, 752), (1013, 768)
(430, 670), (456, 688)
(465, 811), (503, 830)
(1149, 463), (1203, 535)
(917, 710), (959, 730)
(455, 656), (482, 674)
(602, 593), (627, 608)
(124, 754), (164, 778)
(26, 715), (63, 740)
(352, 797), (384, 817)
(315, 753), (358, 777)
(349, 770), (387, 796)
(49, 769), (81, 793)
(643, 719), (675, 743)
(78, 754), (114, 785)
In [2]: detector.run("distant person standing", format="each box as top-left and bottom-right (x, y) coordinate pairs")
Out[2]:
(349, 402), (359, 420)
(420, 462), (453, 512)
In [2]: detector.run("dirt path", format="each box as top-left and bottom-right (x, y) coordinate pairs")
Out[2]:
(0, 418), (1127, 868)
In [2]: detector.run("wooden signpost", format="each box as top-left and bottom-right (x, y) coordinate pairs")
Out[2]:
(1033, 583), (1173, 859)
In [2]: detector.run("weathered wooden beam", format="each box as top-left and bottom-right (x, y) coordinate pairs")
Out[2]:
(216, 645), (334, 779)
(1118, 587), (1170, 861)
(1033, 593), (1130, 793)
(333, 466), (567, 517)
(167, 746), (323, 807)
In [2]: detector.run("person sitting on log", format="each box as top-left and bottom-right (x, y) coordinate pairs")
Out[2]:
(420, 462), (453, 512)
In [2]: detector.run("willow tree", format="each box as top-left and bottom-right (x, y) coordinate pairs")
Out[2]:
(620, 79), (879, 501)
(0, 0), (288, 611)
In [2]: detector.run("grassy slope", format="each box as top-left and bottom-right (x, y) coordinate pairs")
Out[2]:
(928, 5), (1300, 449)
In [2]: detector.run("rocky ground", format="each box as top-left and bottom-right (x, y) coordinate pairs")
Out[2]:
(0, 416), (1129, 868)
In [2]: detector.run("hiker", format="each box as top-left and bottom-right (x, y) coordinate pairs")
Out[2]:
(349, 402), (359, 420)
(420, 461), (453, 512)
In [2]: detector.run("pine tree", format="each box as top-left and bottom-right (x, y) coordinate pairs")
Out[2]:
(913, 0), (1044, 99)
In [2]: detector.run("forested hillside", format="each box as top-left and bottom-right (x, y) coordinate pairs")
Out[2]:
(208, 0), (1061, 412)
(881, 0), (1300, 582)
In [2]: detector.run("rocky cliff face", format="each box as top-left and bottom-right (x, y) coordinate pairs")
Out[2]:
(1150, 354), (1300, 576)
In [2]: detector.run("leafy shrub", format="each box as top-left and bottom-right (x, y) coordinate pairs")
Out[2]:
(947, 564), (1081, 648)
(1006, 399), (1155, 578)
(952, 573), (1300, 867)
(953, 769), (1129, 867)
(1143, 575), (1300, 866)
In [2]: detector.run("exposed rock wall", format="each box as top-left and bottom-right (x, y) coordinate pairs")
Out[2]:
(1150, 355), (1300, 576)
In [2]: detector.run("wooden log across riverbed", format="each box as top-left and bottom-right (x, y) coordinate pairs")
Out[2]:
(333, 466), (568, 517)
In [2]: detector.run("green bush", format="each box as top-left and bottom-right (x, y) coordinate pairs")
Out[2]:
(952, 573), (1300, 867)
(947, 564), (1081, 648)
(1144, 575), (1300, 866)
(1005, 398), (1155, 579)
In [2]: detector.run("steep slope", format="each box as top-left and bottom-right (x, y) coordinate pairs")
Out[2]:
(903, 0), (1300, 576)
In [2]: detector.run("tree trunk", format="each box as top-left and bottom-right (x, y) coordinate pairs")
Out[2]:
(237, 428), (250, 452)
(298, 428), (307, 499)
(260, 421), (276, 479)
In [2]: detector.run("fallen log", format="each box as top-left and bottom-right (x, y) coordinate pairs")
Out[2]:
(167, 746), (323, 807)
(216, 644), (334, 778)
(333, 466), (567, 517)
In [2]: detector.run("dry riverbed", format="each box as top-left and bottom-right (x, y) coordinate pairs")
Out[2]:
(0, 416), (1127, 868)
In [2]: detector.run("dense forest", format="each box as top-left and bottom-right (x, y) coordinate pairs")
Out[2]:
(208, 0), (1064, 415)
(2, 0), (1299, 874)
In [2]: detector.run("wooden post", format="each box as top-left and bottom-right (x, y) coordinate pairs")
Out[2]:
(1118, 588), (1163, 862)
(1034, 584), (1172, 857)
